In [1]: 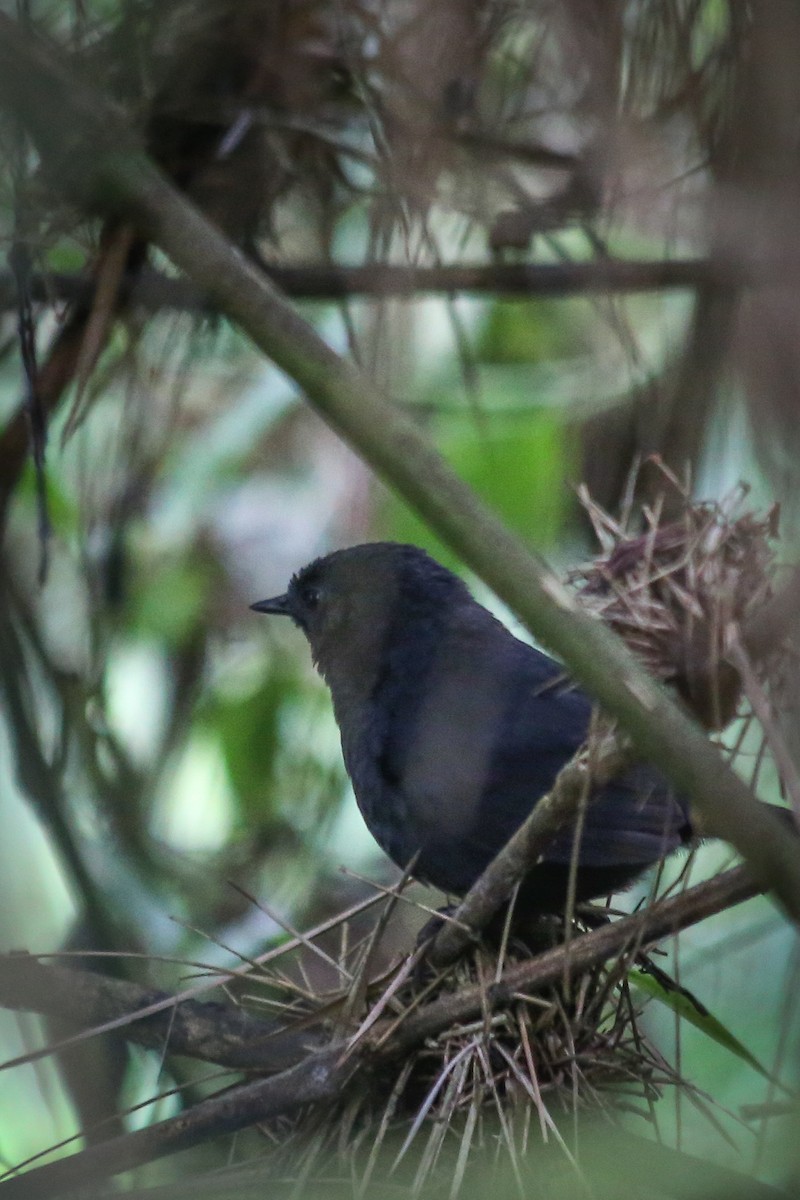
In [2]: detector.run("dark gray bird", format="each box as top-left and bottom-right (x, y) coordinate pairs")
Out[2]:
(252, 542), (692, 911)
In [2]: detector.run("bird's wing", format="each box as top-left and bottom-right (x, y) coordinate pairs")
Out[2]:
(369, 619), (690, 888)
(543, 764), (692, 867)
(477, 661), (692, 869)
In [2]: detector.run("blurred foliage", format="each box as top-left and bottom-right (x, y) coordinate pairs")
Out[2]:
(0, 0), (798, 1195)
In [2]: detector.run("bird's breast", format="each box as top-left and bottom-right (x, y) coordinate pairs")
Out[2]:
(338, 657), (514, 883)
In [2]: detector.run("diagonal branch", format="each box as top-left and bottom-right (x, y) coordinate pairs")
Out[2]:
(0, 13), (798, 923)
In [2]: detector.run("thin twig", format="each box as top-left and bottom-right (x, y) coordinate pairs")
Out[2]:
(727, 639), (800, 825)
(0, 258), (747, 314)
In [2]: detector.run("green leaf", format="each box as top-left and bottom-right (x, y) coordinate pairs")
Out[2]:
(630, 966), (771, 1079)
(44, 241), (90, 274)
(381, 409), (573, 564)
(204, 674), (289, 824)
(130, 558), (212, 644)
(479, 299), (591, 364)
(15, 459), (78, 534)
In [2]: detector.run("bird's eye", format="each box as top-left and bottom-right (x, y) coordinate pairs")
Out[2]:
(301, 584), (321, 610)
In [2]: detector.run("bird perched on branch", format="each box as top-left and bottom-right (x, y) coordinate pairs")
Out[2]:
(252, 542), (692, 911)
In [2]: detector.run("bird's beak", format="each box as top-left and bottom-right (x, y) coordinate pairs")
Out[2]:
(250, 594), (291, 616)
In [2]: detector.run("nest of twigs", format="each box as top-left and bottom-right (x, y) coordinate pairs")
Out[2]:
(237, 892), (697, 1196)
(569, 467), (781, 731)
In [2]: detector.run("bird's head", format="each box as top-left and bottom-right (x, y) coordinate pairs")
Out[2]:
(251, 542), (469, 692)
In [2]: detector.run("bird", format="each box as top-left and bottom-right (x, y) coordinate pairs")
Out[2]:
(251, 542), (693, 912)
